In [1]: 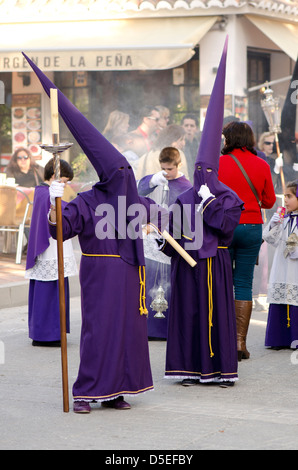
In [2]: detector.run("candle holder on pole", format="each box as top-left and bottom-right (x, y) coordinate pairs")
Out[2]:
(261, 84), (285, 194)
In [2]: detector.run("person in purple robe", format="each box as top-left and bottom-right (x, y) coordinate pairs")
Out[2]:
(161, 37), (244, 387)
(137, 146), (192, 339)
(23, 53), (168, 413)
(25, 158), (77, 346)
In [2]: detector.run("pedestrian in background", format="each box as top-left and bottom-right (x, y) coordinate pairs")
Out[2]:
(102, 110), (130, 142)
(218, 121), (276, 361)
(5, 147), (44, 187)
(135, 124), (188, 180)
(181, 113), (200, 182)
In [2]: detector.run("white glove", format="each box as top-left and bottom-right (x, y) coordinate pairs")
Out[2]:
(274, 154), (283, 174)
(198, 184), (215, 203)
(270, 212), (282, 227)
(149, 170), (167, 187)
(50, 180), (65, 206)
(293, 163), (298, 172)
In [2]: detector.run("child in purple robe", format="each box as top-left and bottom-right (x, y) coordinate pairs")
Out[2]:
(25, 158), (77, 346)
(137, 147), (192, 339)
(162, 37), (244, 387)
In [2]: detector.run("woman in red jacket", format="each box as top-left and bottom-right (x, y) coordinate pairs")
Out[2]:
(218, 121), (276, 361)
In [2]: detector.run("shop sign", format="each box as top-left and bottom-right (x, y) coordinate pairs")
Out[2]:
(0, 51), (136, 72)
(0, 46), (193, 72)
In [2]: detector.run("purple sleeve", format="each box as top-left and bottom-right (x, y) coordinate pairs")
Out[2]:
(49, 198), (84, 241)
(137, 175), (154, 196)
(202, 196), (242, 237)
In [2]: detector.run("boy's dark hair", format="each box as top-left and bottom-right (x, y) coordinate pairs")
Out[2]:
(159, 147), (181, 166)
(181, 114), (198, 126)
(44, 158), (74, 181)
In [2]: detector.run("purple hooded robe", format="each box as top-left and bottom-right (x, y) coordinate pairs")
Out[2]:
(163, 38), (244, 383)
(23, 53), (167, 402)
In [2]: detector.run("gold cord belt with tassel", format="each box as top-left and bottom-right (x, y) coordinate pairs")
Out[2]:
(287, 304), (290, 328)
(207, 257), (214, 358)
(139, 265), (148, 316)
(207, 247), (228, 358)
(82, 253), (148, 316)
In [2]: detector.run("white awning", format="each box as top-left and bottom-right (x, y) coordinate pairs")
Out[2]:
(246, 15), (298, 61)
(0, 16), (218, 72)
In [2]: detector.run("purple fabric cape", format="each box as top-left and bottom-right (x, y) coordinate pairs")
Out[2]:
(26, 185), (50, 270)
(26, 184), (67, 270)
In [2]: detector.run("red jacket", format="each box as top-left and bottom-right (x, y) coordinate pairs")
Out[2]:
(218, 148), (276, 224)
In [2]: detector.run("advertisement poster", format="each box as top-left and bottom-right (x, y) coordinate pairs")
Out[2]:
(11, 94), (42, 159)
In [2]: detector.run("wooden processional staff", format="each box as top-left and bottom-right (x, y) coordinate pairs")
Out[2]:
(41, 89), (72, 412)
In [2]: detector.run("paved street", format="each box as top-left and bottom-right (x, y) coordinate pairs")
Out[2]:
(0, 294), (298, 451)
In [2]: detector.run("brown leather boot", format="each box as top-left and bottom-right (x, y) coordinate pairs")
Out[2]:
(234, 300), (252, 361)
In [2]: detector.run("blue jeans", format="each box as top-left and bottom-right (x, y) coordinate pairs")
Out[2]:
(228, 224), (263, 301)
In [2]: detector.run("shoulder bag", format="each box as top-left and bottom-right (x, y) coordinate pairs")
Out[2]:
(228, 153), (262, 208)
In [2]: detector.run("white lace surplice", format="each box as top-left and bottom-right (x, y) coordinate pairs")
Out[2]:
(25, 237), (78, 281)
(263, 213), (298, 306)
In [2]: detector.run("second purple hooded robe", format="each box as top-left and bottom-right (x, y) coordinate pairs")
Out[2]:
(163, 38), (244, 383)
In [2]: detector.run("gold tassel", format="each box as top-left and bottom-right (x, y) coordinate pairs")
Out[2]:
(287, 304), (290, 328)
(139, 266), (148, 316)
(207, 257), (214, 358)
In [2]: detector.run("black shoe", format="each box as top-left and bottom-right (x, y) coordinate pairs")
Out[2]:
(181, 379), (200, 386)
(32, 340), (61, 347)
(219, 381), (235, 388)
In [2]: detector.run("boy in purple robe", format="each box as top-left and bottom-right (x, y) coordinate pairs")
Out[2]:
(137, 147), (192, 339)
(24, 53), (168, 413)
(162, 38), (244, 386)
(25, 158), (77, 346)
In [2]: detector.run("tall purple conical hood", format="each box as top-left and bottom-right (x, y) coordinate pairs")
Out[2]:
(22, 53), (128, 181)
(194, 36), (228, 192)
(22, 52), (156, 267)
(181, 36), (244, 260)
